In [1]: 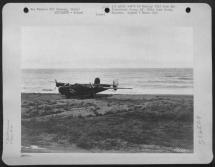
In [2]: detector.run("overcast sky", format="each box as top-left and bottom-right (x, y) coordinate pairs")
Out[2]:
(21, 26), (193, 68)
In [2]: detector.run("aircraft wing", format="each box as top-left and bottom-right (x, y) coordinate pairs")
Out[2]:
(102, 87), (132, 89)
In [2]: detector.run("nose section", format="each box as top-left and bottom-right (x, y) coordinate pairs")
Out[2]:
(58, 86), (65, 94)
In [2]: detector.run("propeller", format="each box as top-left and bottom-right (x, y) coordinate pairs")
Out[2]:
(90, 82), (94, 88)
(113, 80), (119, 91)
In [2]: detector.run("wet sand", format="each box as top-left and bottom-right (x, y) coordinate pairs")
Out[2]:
(21, 93), (193, 153)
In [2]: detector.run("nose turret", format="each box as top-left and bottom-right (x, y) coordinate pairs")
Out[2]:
(58, 86), (65, 94)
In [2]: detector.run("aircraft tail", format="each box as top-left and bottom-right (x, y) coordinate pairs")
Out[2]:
(55, 80), (65, 87)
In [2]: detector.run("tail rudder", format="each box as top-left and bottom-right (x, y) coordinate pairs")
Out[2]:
(55, 79), (61, 87)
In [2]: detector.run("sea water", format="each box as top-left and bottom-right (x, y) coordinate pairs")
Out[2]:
(22, 68), (193, 95)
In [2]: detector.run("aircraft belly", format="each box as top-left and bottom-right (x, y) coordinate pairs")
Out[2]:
(59, 85), (108, 97)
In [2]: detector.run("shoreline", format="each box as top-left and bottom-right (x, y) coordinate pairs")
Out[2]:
(22, 93), (193, 153)
(22, 91), (194, 95)
(22, 92), (193, 95)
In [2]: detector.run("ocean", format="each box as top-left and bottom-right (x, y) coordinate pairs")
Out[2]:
(22, 68), (193, 95)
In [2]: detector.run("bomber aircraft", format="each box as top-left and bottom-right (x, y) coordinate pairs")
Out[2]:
(55, 77), (131, 98)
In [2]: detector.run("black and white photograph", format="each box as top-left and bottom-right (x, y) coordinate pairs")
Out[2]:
(21, 25), (193, 153)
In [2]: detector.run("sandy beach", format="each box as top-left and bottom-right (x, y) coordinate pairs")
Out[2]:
(21, 93), (193, 153)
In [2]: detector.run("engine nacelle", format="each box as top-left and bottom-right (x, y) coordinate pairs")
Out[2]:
(113, 80), (118, 90)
